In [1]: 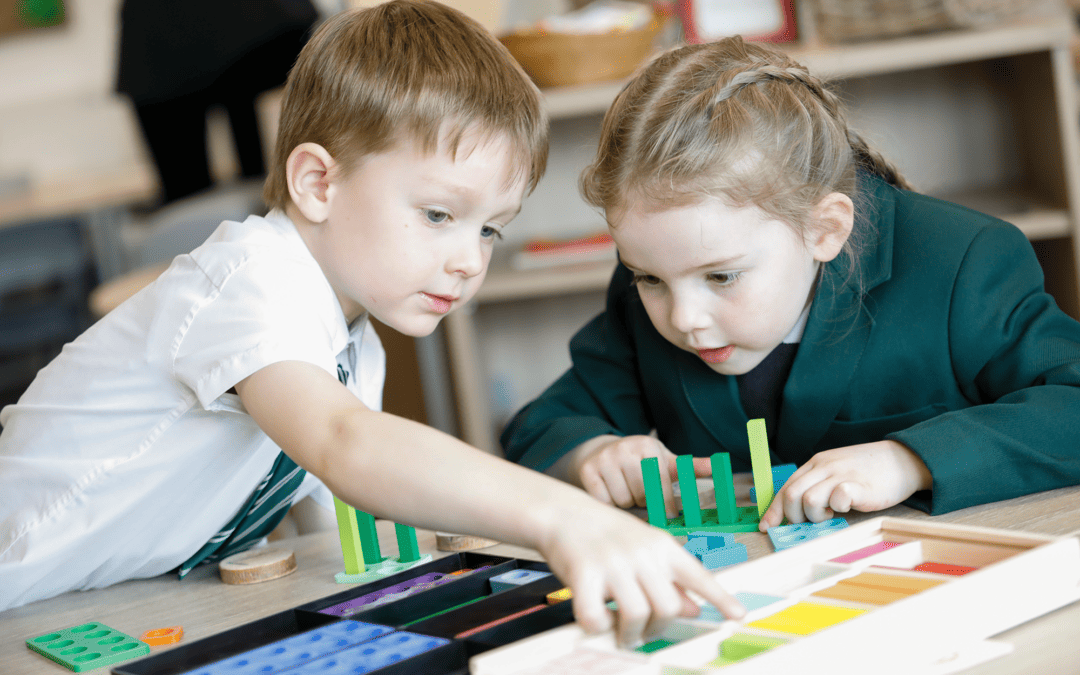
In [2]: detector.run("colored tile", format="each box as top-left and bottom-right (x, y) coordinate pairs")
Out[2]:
(489, 568), (552, 592)
(286, 632), (450, 675)
(546, 587), (573, 604)
(841, 571), (946, 594)
(747, 602), (866, 636)
(697, 592), (784, 622)
(747, 419), (775, 516)
(635, 637), (678, 653)
(700, 542), (748, 570)
(811, 583), (910, 606)
(829, 540), (901, 563)
(178, 621), (392, 675)
(26, 622), (150, 672)
(719, 632), (789, 661)
(914, 562), (978, 576)
(768, 518), (848, 551)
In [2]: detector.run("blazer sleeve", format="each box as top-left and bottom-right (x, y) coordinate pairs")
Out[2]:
(501, 264), (655, 470)
(887, 222), (1080, 513)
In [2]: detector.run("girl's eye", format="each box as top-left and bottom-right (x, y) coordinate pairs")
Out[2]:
(424, 209), (450, 224)
(708, 271), (742, 287)
(631, 273), (660, 287)
(481, 225), (503, 240)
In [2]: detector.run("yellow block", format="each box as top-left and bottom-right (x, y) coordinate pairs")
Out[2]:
(547, 587), (573, 604)
(747, 602), (866, 636)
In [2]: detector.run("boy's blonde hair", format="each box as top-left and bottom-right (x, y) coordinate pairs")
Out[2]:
(264, 0), (548, 210)
(581, 37), (909, 276)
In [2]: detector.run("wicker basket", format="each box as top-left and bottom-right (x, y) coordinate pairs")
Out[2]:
(500, 15), (663, 88)
(811, 0), (1064, 43)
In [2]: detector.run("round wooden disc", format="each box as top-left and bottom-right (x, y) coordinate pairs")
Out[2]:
(219, 547), (297, 585)
(435, 532), (500, 552)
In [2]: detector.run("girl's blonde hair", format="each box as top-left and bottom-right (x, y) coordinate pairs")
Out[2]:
(581, 37), (910, 280)
(264, 0), (548, 210)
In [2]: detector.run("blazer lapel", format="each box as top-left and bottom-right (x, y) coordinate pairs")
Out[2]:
(675, 348), (750, 457)
(776, 174), (898, 458)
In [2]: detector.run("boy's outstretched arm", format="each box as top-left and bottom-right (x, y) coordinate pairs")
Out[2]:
(235, 360), (744, 645)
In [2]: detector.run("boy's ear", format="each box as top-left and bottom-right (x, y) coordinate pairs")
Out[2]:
(808, 192), (854, 263)
(286, 143), (339, 224)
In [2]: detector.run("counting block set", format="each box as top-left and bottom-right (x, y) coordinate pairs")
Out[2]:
(115, 552), (574, 675)
(26, 622), (150, 672)
(470, 516), (1080, 675)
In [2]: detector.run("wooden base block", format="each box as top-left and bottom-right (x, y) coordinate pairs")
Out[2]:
(435, 532), (500, 552)
(219, 547), (297, 585)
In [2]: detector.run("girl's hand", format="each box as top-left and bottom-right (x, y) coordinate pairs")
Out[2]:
(568, 435), (712, 517)
(758, 440), (932, 529)
(538, 499), (745, 647)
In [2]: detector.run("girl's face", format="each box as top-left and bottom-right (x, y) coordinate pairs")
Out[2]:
(611, 196), (848, 376)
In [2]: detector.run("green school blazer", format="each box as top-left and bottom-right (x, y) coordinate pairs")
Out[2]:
(501, 174), (1080, 515)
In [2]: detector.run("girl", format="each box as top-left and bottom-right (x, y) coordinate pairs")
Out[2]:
(501, 37), (1080, 528)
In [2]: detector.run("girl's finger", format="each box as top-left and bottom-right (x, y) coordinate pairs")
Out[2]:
(608, 578), (651, 648)
(673, 554), (746, 622)
(578, 463), (615, 507)
(570, 569), (612, 635)
(801, 476), (842, 522)
(597, 457), (636, 509)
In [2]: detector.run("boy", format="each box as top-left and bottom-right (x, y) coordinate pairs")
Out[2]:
(0, 0), (742, 645)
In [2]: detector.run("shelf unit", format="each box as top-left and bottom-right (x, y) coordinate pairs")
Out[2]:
(444, 15), (1080, 453)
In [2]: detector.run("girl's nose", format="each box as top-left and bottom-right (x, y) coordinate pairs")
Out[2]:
(669, 290), (711, 334)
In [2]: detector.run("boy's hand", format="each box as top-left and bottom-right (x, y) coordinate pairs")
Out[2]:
(537, 500), (745, 647)
(758, 440), (932, 529)
(568, 435), (712, 517)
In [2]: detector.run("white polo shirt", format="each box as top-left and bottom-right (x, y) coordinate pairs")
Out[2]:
(0, 211), (385, 611)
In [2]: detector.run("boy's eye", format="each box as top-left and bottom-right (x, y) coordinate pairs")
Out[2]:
(631, 273), (660, 286)
(708, 271), (742, 286)
(481, 225), (503, 240)
(424, 209), (450, 224)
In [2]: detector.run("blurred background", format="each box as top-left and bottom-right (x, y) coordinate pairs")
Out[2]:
(1, 0), (1078, 455)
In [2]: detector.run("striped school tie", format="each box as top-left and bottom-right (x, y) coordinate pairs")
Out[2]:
(176, 364), (351, 577)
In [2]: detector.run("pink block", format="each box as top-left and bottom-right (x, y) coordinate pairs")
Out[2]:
(829, 541), (900, 564)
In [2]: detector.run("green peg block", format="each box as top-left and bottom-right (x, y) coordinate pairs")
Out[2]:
(711, 453), (738, 524)
(26, 622), (149, 672)
(676, 454), (702, 528)
(355, 509), (385, 565)
(395, 523), (421, 563)
(334, 496), (365, 575)
(747, 419), (775, 517)
(640, 457), (667, 527)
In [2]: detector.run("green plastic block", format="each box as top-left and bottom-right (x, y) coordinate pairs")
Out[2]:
(26, 622), (149, 672)
(395, 522), (421, 563)
(335, 496), (365, 575)
(676, 454), (702, 527)
(711, 453), (737, 523)
(640, 457), (667, 527)
(356, 509), (384, 565)
(720, 632), (788, 661)
(747, 419), (774, 517)
(635, 638), (678, 653)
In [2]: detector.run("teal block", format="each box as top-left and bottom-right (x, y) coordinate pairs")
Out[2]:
(700, 542), (747, 570)
(750, 464), (797, 503)
(394, 522), (421, 563)
(26, 622), (149, 672)
(697, 592), (784, 622)
(768, 517), (849, 551)
(489, 568), (552, 592)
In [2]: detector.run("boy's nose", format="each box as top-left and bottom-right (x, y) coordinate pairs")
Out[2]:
(448, 239), (485, 278)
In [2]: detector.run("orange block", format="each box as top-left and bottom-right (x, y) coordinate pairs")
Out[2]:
(812, 583), (910, 606)
(140, 626), (183, 646)
(841, 572), (946, 595)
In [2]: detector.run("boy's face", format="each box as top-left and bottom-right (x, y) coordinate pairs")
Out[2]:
(611, 197), (834, 376)
(314, 132), (526, 335)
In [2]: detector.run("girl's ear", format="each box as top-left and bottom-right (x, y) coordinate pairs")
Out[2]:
(286, 143), (338, 224)
(808, 192), (854, 263)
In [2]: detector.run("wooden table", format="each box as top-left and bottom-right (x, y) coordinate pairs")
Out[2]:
(2, 486), (1079, 674)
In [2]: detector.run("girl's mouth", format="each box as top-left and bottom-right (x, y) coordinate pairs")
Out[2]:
(697, 346), (735, 363)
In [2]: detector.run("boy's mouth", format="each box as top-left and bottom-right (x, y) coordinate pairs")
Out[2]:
(421, 292), (456, 314)
(697, 346), (734, 363)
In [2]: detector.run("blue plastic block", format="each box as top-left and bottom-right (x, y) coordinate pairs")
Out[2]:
(489, 569), (552, 592)
(697, 592), (785, 622)
(179, 621), (393, 675)
(286, 632), (450, 674)
(26, 622), (149, 672)
(699, 542), (747, 570)
(767, 517), (849, 552)
(749, 464), (798, 503)
(685, 532), (735, 551)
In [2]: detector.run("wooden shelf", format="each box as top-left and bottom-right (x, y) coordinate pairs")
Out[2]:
(940, 187), (1072, 240)
(541, 16), (1073, 119)
(476, 258), (616, 303)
